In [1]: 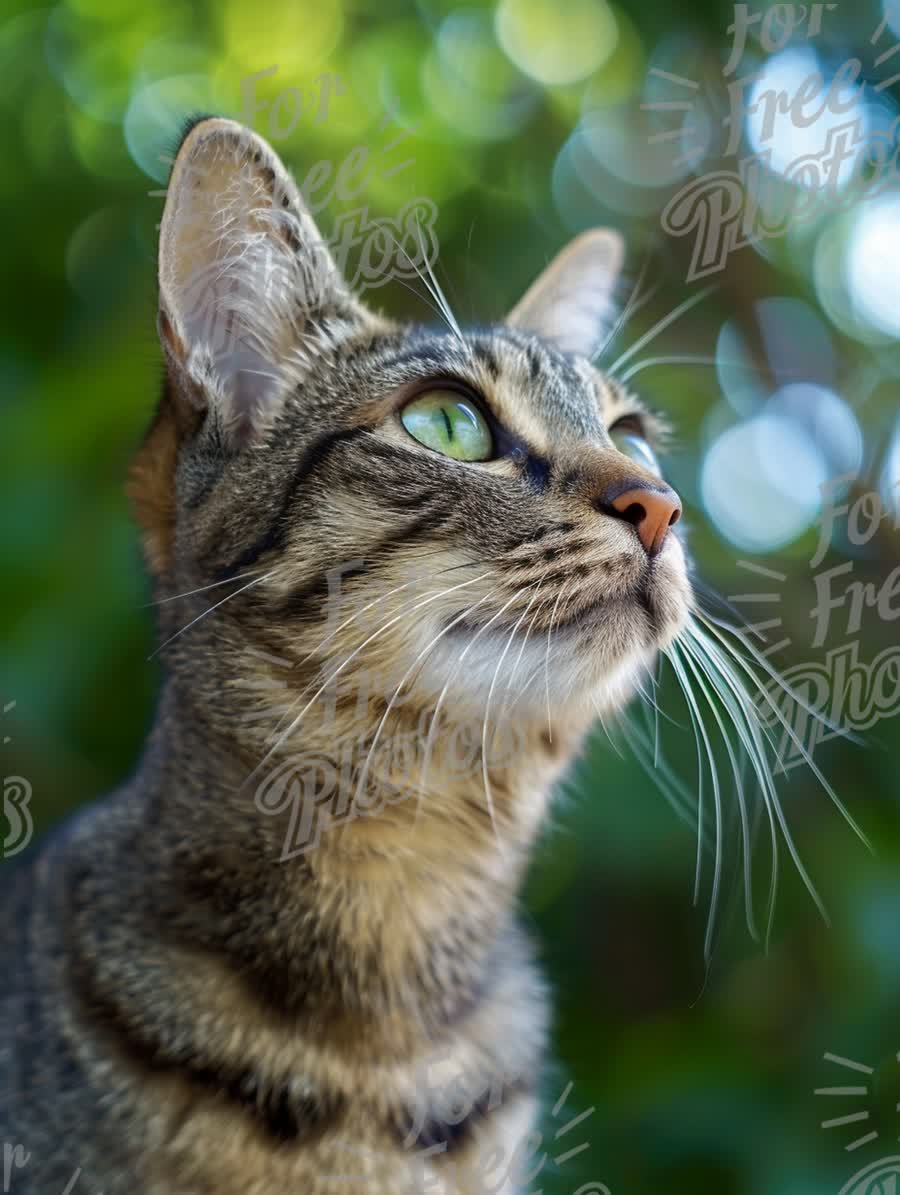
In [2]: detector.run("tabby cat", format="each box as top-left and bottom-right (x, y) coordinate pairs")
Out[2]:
(0, 118), (691, 1193)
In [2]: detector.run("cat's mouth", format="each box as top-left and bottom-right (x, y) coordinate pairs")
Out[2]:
(554, 585), (655, 633)
(447, 552), (683, 650)
(542, 583), (672, 642)
(450, 574), (680, 642)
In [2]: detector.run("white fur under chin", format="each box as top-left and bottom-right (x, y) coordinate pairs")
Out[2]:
(418, 620), (664, 725)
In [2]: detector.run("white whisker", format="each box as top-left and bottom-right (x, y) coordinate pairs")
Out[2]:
(622, 717), (709, 840)
(668, 641), (724, 960)
(664, 641), (708, 906)
(544, 589), (566, 742)
(695, 613), (872, 852)
(678, 634), (759, 944)
(417, 224), (464, 344)
(352, 588), (496, 816)
(480, 584), (542, 844)
(381, 221), (465, 347)
(593, 251), (657, 362)
(495, 590), (553, 724)
(699, 609), (864, 751)
(245, 572), (490, 788)
(267, 559), (472, 740)
(144, 569), (265, 607)
(619, 354), (720, 384)
(609, 284), (718, 376)
(149, 571), (274, 660)
(684, 617), (835, 942)
(688, 628), (782, 946)
(590, 695), (627, 763)
(414, 587), (530, 837)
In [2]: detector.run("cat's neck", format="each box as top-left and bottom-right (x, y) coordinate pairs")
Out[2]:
(89, 677), (586, 1055)
(146, 669), (587, 859)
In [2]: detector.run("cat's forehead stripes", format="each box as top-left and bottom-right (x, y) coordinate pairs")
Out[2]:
(326, 324), (656, 451)
(368, 329), (611, 456)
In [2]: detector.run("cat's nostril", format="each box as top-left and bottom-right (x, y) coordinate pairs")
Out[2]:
(605, 482), (682, 556)
(620, 501), (646, 527)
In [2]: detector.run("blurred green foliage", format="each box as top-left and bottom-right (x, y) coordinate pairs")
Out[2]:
(2, 0), (899, 1191)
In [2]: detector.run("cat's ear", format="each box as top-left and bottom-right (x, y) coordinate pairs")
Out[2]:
(506, 229), (624, 359)
(157, 117), (358, 441)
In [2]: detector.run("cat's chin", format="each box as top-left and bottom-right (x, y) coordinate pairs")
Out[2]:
(549, 607), (681, 713)
(419, 590), (688, 724)
(404, 534), (692, 726)
(557, 541), (693, 653)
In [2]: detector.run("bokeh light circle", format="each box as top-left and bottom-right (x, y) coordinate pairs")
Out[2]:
(884, 0), (900, 39)
(422, 9), (536, 141)
(845, 193), (900, 338)
(495, 0), (617, 86)
(768, 383), (863, 478)
(222, 0), (343, 75)
(716, 298), (835, 417)
(881, 416), (900, 517)
(124, 74), (231, 183)
(745, 47), (868, 189)
(701, 415), (828, 551)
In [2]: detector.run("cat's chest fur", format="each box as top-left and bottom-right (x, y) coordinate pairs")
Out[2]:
(133, 1053), (540, 1195)
(2, 781), (550, 1195)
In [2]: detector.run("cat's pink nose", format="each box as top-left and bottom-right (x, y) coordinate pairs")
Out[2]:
(609, 483), (681, 556)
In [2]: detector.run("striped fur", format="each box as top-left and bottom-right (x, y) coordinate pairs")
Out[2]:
(0, 120), (692, 1193)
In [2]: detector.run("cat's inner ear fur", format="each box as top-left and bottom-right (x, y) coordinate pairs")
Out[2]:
(157, 116), (354, 441)
(506, 229), (624, 359)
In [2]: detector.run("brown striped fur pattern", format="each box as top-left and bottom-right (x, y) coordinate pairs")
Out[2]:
(0, 119), (692, 1192)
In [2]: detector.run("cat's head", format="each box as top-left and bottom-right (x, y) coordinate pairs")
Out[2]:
(133, 117), (693, 779)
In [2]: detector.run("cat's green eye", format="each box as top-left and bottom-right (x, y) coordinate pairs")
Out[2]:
(610, 424), (662, 476)
(400, 390), (493, 461)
